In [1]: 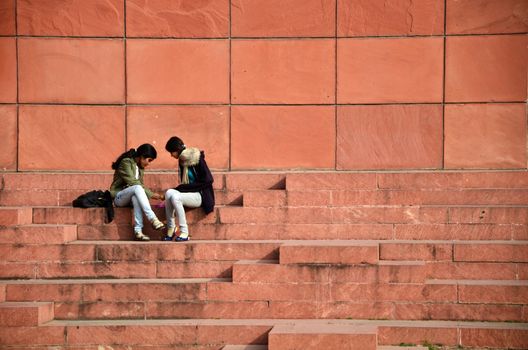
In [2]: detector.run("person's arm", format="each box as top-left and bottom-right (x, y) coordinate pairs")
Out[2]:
(175, 153), (213, 193)
(118, 158), (155, 198)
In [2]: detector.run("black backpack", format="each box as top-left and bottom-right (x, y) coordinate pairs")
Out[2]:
(72, 190), (114, 223)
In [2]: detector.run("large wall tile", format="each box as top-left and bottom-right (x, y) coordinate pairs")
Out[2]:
(0, 105), (17, 170)
(127, 0), (228, 38)
(0, 0), (15, 35)
(18, 38), (125, 103)
(0, 37), (16, 103)
(338, 37), (443, 103)
(232, 39), (335, 104)
(127, 39), (229, 104)
(18, 105), (125, 171)
(231, 0), (335, 37)
(17, 0), (124, 36)
(338, 0), (444, 36)
(446, 35), (527, 102)
(447, 0), (528, 34)
(445, 104), (527, 169)
(231, 106), (335, 169)
(127, 106), (229, 170)
(337, 105), (443, 170)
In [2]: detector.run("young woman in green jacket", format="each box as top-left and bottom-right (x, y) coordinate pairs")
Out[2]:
(109, 144), (165, 241)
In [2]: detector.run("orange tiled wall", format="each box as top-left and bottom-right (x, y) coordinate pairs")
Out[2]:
(0, 0), (526, 171)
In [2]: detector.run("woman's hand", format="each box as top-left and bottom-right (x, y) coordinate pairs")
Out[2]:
(151, 193), (165, 200)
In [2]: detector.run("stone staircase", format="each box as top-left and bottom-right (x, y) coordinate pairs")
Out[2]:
(0, 171), (527, 349)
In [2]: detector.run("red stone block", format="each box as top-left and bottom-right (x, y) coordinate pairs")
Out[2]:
(0, 190), (63, 206)
(459, 283), (528, 304)
(56, 301), (145, 320)
(243, 190), (287, 207)
(449, 207), (528, 224)
(461, 328), (528, 349)
(0, 243), (94, 262)
(329, 283), (456, 303)
(17, 0), (124, 36)
(318, 301), (394, 319)
(127, 105), (229, 170)
(207, 282), (316, 302)
(280, 242), (379, 265)
(35, 261), (157, 279)
(447, 0), (528, 34)
(0, 105), (17, 170)
(338, 0), (444, 36)
(146, 300), (271, 319)
(232, 39), (335, 104)
(513, 225), (528, 240)
(0, 262), (36, 279)
(0, 38), (16, 102)
(0, 0), (15, 34)
(7, 283), (82, 302)
(127, 39), (229, 104)
(0, 326), (66, 346)
(446, 35), (527, 102)
(232, 0), (335, 37)
(0, 207), (33, 226)
(337, 105), (443, 169)
(444, 104), (527, 169)
(231, 106), (335, 169)
(224, 173), (285, 191)
(19, 105), (125, 170)
(380, 243), (452, 261)
(393, 303), (523, 322)
(0, 225), (77, 244)
(378, 326), (458, 346)
(395, 223), (512, 240)
(81, 281), (208, 302)
(1, 173), (114, 190)
(286, 173), (377, 190)
(195, 324), (270, 347)
(426, 261), (519, 280)
(269, 323), (377, 350)
(378, 171), (528, 189)
(126, 0), (228, 37)
(157, 261), (233, 279)
(454, 242), (528, 263)
(0, 302), (54, 326)
(338, 37), (443, 103)
(18, 38), (125, 103)
(67, 325), (196, 345)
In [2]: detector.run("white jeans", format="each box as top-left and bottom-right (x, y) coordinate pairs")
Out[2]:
(165, 189), (201, 234)
(114, 185), (156, 233)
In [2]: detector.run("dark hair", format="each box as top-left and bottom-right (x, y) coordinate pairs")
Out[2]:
(165, 136), (186, 154)
(111, 143), (157, 170)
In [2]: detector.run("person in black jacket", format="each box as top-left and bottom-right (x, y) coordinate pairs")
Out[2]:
(163, 136), (215, 241)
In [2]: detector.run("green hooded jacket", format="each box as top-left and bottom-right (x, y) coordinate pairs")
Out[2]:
(109, 157), (154, 199)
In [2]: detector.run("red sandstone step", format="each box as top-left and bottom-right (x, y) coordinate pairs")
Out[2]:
(283, 189), (528, 207)
(233, 260), (426, 284)
(218, 206), (449, 225)
(1, 319), (525, 349)
(426, 261), (527, 280)
(32, 205), (217, 226)
(378, 347), (427, 350)
(279, 241), (379, 265)
(0, 188), (241, 206)
(428, 279), (528, 304)
(268, 323), (377, 350)
(0, 224), (77, 244)
(0, 301), (54, 326)
(285, 171), (528, 191)
(222, 345), (267, 350)
(380, 240), (528, 262)
(0, 207), (33, 226)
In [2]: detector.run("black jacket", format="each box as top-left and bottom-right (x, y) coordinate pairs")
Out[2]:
(175, 151), (215, 214)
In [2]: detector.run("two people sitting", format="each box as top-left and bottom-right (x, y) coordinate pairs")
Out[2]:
(109, 136), (214, 241)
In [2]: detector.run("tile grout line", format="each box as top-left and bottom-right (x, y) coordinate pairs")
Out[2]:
(229, 0), (232, 172)
(442, 0), (448, 170)
(334, 0), (338, 171)
(15, 0), (19, 172)
(124, 0), (128, 151)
